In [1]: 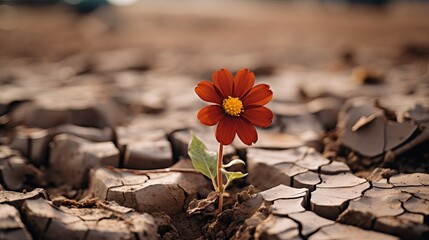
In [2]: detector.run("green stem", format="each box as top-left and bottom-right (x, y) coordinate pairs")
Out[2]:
(217, 143), (224, 214)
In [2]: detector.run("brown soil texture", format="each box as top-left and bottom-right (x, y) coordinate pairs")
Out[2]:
(1, 1), (428, 239)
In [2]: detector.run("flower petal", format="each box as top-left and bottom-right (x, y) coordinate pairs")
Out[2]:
(242, 106), (274, 128)
(242, 84), (273, 106)
(197, 105), (225, 126)
(195, 80), (223, 104)
(212, 69), (233, 99)
(236, 118), (258, 145)
(233, 68), (255, 98)
(216, 117), (236, 145)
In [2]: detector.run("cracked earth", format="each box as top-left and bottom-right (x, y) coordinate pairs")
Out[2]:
(1, 0), (429, 239)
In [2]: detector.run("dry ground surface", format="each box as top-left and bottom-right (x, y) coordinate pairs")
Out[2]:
(1, 0), (429, 239)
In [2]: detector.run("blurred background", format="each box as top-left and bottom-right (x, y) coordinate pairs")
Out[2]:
(1, 0), (428, 72)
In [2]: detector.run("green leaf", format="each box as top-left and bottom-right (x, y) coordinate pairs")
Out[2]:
(222, 170), (248, 182)
(222, 159), (246, 168)
(222, 169), (248, 189)
(188, 134), (218, 186)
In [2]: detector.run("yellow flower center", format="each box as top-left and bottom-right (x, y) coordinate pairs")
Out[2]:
(222, 96), (244, 117)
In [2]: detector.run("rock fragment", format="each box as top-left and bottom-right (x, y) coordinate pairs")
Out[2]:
(23, 198), (157, 240)
(0, 146), (44, 191)
(338, 188), (409, 228)
(293, 171), (320, 190)
(338, 173), (429, 239)
(318, 172), (367, 188)
(0, 188), (48, 208)
(87, 160), (209, 214)
(187, 191), (218, 215)
(9, 126), (50, 166)
(288, 211), (334, 237)
(389, 173), (429, 186)
(233, 185), (307, 239)
(248, 147), (372, 220)
(259, 185), (308, 216)
(259, 184), (308, 202)
(271, 198), (306, 215)
(309, 223), (399, 240)
(403, 195), (429, 216)
(311, 181), (370, 220)
(254, 215), (300, 240)
(338, 98), (427, 162)
(397, 212), (425, 223)
(340, 104), (385, 157)
(295, 149), (330, 171)
(247, 147), (329, 190)
(320, 160), (350, 174)
(0, 204), (32, 240)
(124, 140), (173, 169)
(49, 134), (120, 188)
(374, 216), (428, 240)
(242, 183), (398, 240)
(116, 119), (174, 169)
(7, 125), (114, 167)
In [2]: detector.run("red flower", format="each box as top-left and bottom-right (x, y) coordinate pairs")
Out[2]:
(195, 68), (274, 145)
